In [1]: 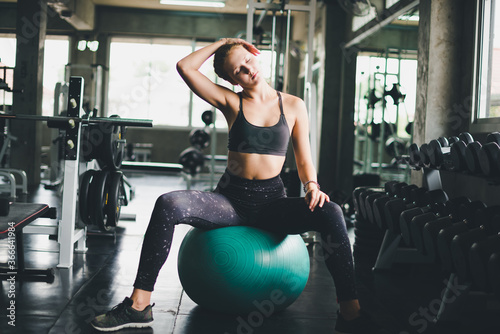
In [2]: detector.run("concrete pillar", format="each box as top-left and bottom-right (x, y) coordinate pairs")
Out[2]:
(412, 0), (465, 185)
(414, 0), (465, 144)
(318, 3), (356, 197)
(11, 0), (48, 187)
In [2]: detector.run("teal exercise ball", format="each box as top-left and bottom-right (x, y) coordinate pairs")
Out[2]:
(177, 226), (310, 315)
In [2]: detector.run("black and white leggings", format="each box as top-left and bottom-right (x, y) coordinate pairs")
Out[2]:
(133, 169), (357, 302)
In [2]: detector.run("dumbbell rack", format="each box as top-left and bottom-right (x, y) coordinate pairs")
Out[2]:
(373, 169), (443, 271)
(370, 166), (500, 324)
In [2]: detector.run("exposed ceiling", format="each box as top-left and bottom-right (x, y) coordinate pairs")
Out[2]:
(1, 0), (251, 15)
(92, 0), (249, 14)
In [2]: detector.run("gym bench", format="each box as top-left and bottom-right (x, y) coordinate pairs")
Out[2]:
(0, 203), (57, 282)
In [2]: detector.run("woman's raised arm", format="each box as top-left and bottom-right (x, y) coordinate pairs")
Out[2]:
(176, 38), (259, 112)
(176, 39), (230, 110)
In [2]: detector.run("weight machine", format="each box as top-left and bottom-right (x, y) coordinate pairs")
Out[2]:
(2, 77), (153, 268)
(0, 66), (28, 198)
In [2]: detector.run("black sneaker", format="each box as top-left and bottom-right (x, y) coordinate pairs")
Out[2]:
(335, 310), (391, 334)
(91, 297), (154, 332)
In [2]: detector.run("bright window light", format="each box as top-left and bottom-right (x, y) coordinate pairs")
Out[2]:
(159, 0), (225, 8)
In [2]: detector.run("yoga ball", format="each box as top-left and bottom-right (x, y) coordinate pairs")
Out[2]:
(177, 226), (310, 315)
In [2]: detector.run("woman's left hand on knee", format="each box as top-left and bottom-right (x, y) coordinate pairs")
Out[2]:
(305, 189), (330, 212)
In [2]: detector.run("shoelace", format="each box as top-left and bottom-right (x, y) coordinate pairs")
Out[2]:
(106, 301), (127, 316)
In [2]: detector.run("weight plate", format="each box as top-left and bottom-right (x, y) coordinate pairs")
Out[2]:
(486, 132), (500, 145)
(487, 252), (500, 298)
(479, 143), (500, 176)
(470, 236), (500, 291)
(450, 141), (467, 171)
(79, 169), (98, 225)
(408, 143), (421, 166)
(99, 115), (124, 170)
(465, 141), (483, 174)
(459, 132), (474, 145)
(448, 136), (459, 146)
(428, 139), (443, 167)
(106, 171), (124, 227)
(91, 170), (111, 231)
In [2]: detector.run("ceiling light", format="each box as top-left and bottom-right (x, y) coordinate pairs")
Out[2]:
(77, 40), (87, 51)
(159, 0), (225, 8)
(87, 41), (99, 52)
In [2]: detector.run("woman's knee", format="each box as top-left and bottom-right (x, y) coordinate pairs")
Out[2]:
(314, 201), (347, 232)
(319, 201), (344, 219)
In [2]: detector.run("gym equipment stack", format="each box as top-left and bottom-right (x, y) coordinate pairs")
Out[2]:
(352, 132), (500, 325)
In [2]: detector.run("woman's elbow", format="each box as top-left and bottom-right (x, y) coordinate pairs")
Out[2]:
(176, 61), (185, 76)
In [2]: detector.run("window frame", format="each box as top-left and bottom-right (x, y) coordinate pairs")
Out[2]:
(471, 0), (500, 133)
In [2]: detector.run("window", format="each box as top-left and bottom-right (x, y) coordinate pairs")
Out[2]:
(0, 35), (68, 116)
(108, 38), (275, 129)
(355, 53), (417, 139)
(0, 35), (16, 110)
(108, 38), (192, 127)
(42, 37), (69, 116)
(473, 0), (500, 130)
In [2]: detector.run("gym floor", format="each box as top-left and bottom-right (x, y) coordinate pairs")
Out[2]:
(1, 173), (499, 334)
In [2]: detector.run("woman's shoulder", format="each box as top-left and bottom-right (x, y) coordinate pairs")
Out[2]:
(279, 92), (307, 114)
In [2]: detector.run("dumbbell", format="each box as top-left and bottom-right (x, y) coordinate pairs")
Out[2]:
(469, 234), (500, 292)
(366, 182), (418, 226)
(408, 143), (422, 168)
(464, 137), (485, 174)
(352, 184), (391, 217)
(437, 201), (488, 273)
(384, 188), (449, 234)
(450, 132), (475, 172)
(357, 187), (386, 223)
(478, 132), (500, 176)
(451, 206), (500, 282)
(425, 136), (459, 169)
(353, 181), (398, 218)
(422, 200), (485, 262)
(487, 252), (500, 299)
(399, 196), (470, 249)
(371, 183), (421, 230)
(352, 186), (383, 222)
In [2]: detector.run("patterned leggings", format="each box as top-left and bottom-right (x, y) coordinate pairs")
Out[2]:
(133, 169), (357, 302)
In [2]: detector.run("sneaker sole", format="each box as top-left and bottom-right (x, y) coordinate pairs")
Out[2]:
(91, 320), (153, 332)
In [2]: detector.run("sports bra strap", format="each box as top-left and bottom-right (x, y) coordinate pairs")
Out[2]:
(277, 91), (284, 115)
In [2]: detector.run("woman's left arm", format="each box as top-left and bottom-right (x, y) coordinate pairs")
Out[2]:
(290, 97), (330, 211)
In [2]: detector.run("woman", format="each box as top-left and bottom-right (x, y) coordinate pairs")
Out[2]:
(91, 38), (387, 334)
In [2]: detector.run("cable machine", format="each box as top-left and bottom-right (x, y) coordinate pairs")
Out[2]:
(246, 0), (319, 168)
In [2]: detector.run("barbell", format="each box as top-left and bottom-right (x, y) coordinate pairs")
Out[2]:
(0, 113), (153, 128)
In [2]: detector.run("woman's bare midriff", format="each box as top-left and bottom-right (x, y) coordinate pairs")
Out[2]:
(226, 151), (286, 180)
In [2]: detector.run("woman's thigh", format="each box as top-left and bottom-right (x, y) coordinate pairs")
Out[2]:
(153, 190), (246, 229)
(251, 197), (345, 235)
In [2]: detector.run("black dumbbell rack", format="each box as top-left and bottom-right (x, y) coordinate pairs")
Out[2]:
(363, 163), (500, 324)
(372, 169), (443, 270)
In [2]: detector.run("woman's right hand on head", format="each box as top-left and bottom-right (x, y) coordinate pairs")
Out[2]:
(221, 38), (260, 56)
